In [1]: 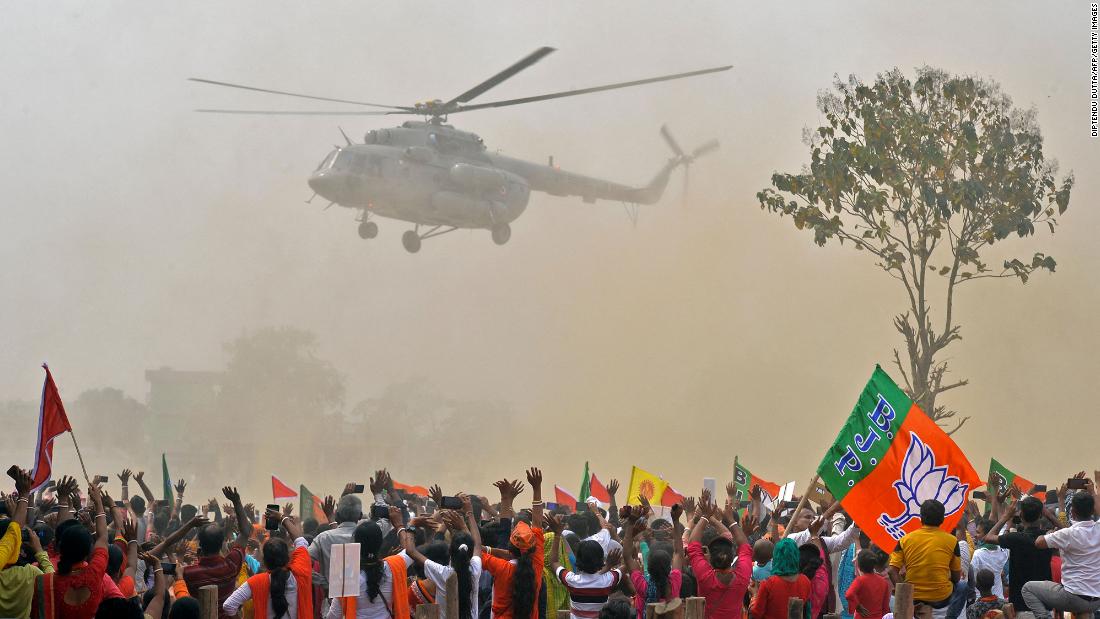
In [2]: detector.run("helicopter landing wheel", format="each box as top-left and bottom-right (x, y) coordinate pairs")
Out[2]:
(491, 224), (511, 246)
(402, 230), (422, 253)
(358, 221), (378, 239)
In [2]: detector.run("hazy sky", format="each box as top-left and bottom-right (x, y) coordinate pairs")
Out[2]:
(2, 2), (1098, 497)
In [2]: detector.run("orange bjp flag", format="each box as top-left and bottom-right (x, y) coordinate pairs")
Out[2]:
(817, 366), (981, 552)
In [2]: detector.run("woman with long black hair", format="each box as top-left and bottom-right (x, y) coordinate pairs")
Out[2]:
(223, 512), (313, 619)
(480, 468), (545, 619)
(326, 507), (413, 619)
(402, 494), (483, 619)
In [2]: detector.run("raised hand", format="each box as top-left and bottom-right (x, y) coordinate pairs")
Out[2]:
(369, 469), (391, 495)
(221, 486), (241, 504)
(637, 494), (653, 517)
(123, 515), (138, 541)
(174, 479), (187, 496)
(429, 485), (445, 506)
(682, 496), (696, 516)
(607, 479), (620, 498)
(322, 496), (336, 520)
(671, 502), (684, 523)
(459, 493), (473, 514)
(700, 488), (712, 510)
(88, 483), (104, 510)
(726, 482), (737, 498)
(604, 547), (623, 570)
(118, 469), (132, 484)
(742, 510), (759, 536)
(526, 467), (543, 488)
(13, 467), (32, 497)
(543, 512), (564, 533)
(56, 476), (79, 501)
(342, 483), (357, 497)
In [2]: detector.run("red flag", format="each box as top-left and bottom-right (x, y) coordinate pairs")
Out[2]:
(588, 473), (611, 504)
(661, 485), (686, 508)
(393, 481), (429, 497)
(272, 475), (298, 501)
(30, 364), (73, 492)
(554, 484), (578, 511)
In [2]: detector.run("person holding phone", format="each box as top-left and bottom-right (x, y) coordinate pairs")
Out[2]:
(402, 494), (483, 619)
(223, 512), (313, 619)
(980, 493), (1054, 612)
(1024, 480), (1100, 619)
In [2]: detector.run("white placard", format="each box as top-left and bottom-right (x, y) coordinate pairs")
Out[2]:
(327, 543), (361, 598)
(703, 477), (717, 498)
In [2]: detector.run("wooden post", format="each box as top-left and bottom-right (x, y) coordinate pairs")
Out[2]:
(894, 582), (914, 619)
(198, 584), (219, 619)
(646, 604), (658, 619)
(444, 572), (459, 619)
(824, 614), (840, 619)
(787, 598), (804, 619)
(684, 598), (705, 619)
(559, 611), (573, 619)
(415, 604), (440, 619)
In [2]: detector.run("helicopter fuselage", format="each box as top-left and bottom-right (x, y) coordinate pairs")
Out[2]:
(307, 121), (675, 232)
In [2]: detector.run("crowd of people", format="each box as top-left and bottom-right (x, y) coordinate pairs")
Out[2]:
(2, 464), (1099, 619)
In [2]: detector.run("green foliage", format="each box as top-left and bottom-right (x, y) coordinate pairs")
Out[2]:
(757, 67), (1073, 432)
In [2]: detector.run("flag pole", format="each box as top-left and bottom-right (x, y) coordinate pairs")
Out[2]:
(68, 431), (91, 484)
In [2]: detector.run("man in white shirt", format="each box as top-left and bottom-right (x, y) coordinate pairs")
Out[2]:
(1023, 490), (1100, 619)
(969, 519), (1008, 599)
(787, 506), (860, 553)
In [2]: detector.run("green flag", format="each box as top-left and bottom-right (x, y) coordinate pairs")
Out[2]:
(161, 453), (173, 502)
(300, 485), (324, 522)
(579, 461), (591, 503)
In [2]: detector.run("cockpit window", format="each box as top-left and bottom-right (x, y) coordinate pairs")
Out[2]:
(316, 150), (338, 171)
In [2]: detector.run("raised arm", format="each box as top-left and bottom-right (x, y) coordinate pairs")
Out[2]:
(621, 515), (640, 574)
(54, 476), (79, 524)
(149, 515), (209, 557)
(222, 486), (252, 547)
(141, 552), (166, 619)
(544, 513), (565, 571)
(607, 479), (621, 528)
(670, 504), (685, 571)
(527, 468), (544, 525)
(10, 467), (33, 526)
(117, 469), (132, 502)
(133, 471), (157, 506)
(89, 484), (109, 549)
(462, 495), (483, 556)
(491, 479), (524, 520)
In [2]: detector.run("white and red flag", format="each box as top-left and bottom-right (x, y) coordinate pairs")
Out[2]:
(30, 364), (73, 493)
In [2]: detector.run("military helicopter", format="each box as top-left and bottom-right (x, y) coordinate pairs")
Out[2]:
(192, 48), (727, 253)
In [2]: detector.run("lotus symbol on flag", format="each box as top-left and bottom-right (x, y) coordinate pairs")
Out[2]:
(878, 431), (969, 540)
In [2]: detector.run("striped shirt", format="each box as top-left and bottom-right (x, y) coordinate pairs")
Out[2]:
(555, 566), (623, 619)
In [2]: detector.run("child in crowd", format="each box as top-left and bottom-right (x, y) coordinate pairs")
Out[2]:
(966, 569), (1006, 619)
(845, 549), (891, 619)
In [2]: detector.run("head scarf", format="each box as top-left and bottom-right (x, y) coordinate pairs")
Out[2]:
(510, 521), (536, 552)
(770, 538), (800, 577)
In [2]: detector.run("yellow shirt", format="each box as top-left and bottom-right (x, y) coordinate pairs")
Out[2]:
(889, 526), (960, 603)
(0, 523), (21, 569)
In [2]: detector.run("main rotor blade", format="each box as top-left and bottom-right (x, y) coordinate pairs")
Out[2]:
(660, 125), (685, 157)
(691, 139), (720, 158)
(189, 78), (415, 111)
(443, 47), (556, 110)
(195, 108), (408, 116)
(452, 64), (732, 113)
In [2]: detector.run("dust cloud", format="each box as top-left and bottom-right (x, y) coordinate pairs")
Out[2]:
(1, 2), (1098, 502)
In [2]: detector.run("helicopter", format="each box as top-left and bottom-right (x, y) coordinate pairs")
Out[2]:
(191, 47), (728, 253)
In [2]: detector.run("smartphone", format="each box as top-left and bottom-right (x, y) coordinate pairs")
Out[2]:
(1068, 478), (1088, 490)
(264, 504), (280, 530)
(440, 496), (463, 510)
(972, 491), (988, 501)
(93, 475), (109, 484)
(114, 500), (125, 508)
(424, 500), (436, 515)
(738, 500), (752, 508)
(353, 484), (366, 494)
(370, 504), (390, 519)
(782, 500), (800, 508)
(161, 562), (176, 576)
(6, 465), (19, 480)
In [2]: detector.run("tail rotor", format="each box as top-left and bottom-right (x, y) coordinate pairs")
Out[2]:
(660, 124), (719, 204)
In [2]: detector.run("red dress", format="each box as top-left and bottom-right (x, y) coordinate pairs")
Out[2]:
(750, 574), (812, 619)
(54, 547), (109, 619)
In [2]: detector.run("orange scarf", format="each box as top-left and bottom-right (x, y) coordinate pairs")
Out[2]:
(337, 556), (411, 619)
(246, 546), (315, 619)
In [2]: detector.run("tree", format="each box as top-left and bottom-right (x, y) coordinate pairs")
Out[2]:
(757, 67), (1073, 433)
(217, 327), (345, 433)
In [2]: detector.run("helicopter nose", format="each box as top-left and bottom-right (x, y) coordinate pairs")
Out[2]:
(308, 171), (344, 201)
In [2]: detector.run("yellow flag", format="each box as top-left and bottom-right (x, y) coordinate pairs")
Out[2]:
(626, 465), (668, 506)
